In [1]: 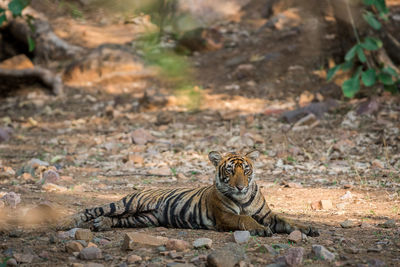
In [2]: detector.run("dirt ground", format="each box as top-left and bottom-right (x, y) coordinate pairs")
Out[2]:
(1, 1), (400, 266)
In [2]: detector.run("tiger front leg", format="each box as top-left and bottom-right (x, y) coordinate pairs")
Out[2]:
(216, 213), (273, 237)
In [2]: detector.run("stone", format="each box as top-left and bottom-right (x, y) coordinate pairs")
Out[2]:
(372, 159), (385, 169)
(344, 247), (359, 254)
(340, 191), (353, 200)
(288, 230), (302, 243)
(207, 243), (246, 267)
(66, 241), (84, 253)
(1, 192), (21, 208)
(127, 254), (142, 263)
(233, 230), (251, 244)
(378, 219), (396, 228)
(340, 219), (355, 228)
(367, 246), (382, 253)
(166, 239), (191, 251)
(42, 170), (60, 184)
(6, 258), (17, 266)
(312, 245), (335, 261)
(284, 247), (304, 267)
(320, 200), (333, 210)
(85, 263), (104, 267)
(310, 201), (321, 210)
(256, 244), (278, 255)
(367, 259), (385, 267)
(122, 232), (168, 250)
(75, 229), (93, 242)
(131, 128), (154, 145)
(78, 247), (102, 260)
(13, 253), (34, 263)
(361, 222), (373, 228)
(192, 238), (212, 249)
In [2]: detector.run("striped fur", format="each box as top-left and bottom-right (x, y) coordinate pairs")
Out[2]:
(59, 151), (319, 237)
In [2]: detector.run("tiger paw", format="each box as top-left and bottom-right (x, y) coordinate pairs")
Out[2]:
(297, 225), (319, 237)
(249, 227), (273, 237)
(92, 216), (113, 231)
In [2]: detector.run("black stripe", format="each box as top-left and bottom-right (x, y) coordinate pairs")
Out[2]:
(253, 198), (266, 216)
(162, 189), (181, 225)
(257, 209), (271, 224)
(242, 184), (258, 208)
(109, 203), (116, 215)
(169, 189), (193, 228)
(221, 200), (238, 214)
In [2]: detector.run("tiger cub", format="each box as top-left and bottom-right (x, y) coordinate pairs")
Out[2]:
(58, 151), (319, 237)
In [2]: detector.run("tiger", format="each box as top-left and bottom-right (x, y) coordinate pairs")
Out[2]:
(58, 151), (319, 237)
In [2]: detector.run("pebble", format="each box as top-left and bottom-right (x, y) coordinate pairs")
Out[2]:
(367, 259), (386, 267)
(6, 258), (17, 266)
(367, 246), (382, 253)
(288, 230), (302, 243)
(85, 263), (104, 267)
(207, 243), (246, 267)
(284, 247), (304, 267)
(192, 238), (212, 249)
(75, 229), (93, 242)
(13, 252), (34, 263)
(78, 247), (102, 260)
(340, 191), (353, 200)
(122, 232), (168, 250)
(127, 254), (142, 263)
(166, 239), (191, 251)
(255, 244), (278, 255)
(320, 199), (333, 210)
(1, 192), (21, 208)
(340, 219), (355, 228)
(312, 244), (335, 261)
(378, 219), (396, 228)
(233, 230), (251, 244)
(344, 247), (359, 254)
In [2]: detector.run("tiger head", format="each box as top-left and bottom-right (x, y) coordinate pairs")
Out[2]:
(208, 151), (259, 199)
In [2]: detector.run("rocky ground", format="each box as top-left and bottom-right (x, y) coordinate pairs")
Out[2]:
(1, 0), (400, 266)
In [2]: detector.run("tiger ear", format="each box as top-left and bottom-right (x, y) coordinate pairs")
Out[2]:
(246, 150), (260, 162)
(208, 151), (222, 167)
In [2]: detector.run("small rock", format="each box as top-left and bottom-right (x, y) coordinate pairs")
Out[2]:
(1, 192), (21, 208)
(122, 232), (168, 250)
(42, 170), (60, 184)
(192, 238), (212, 249)
(378, 219), (396, 228)
(28, 158), (49, 168)
(340, 191), (353, 200)
(344, 247), (359, 254)
(284, 247), (304, 267)
(66, 241), (84, 253)
(85, 263), (104, 267)
(361, 222), (373, 228)
(131, 128), (154, 145)
(127, 254), (142, 263)
(13, 253), (34, 264)
(255, 244), (278, 255)
(75, 229), (93, 242)
(367, 246), (382, 253)
(312, 245), (335, 261)
(340, 219), (355, 228)
(0, 127), (11, 143)
(372, 159), (385, 169)
(166, 239), (191, 251)
(367, 258), (385, 267)
(320, 199), (333, 210)
(78, 247), (102, 260)
(6, 258), (17, 266)
(233, 230), (251, 244)
(310, 201), (321, 210)
(207, 243), (246, 267)
(288, 230), (302, 243)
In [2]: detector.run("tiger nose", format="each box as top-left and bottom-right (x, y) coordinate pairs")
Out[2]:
(236, 185), (245, 191)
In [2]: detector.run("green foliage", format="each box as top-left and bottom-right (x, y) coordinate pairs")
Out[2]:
(327, 0), (399, 97)
(8, 0), (30, 17)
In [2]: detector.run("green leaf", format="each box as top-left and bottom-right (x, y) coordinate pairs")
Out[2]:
(327, 65), (341, 81)
(361, 37), (382, 51)
(342, 76), (360, 98)
(378, 72), (394, 85)
(361, 69), (376, 86)
(363, 0), (375, 5)
(8, 0), (30, 17)
(345, 44), (359, 61)
(27, 36), (35, 52)
(357, 47), (367, 63)
(382, 67), (398, 77)
(363, 11), (381, 30)
(375, 0), (389, 15)
(383, 84), (399, 94)
(0, 8), (6, 25)
(340, 61), (354, 71)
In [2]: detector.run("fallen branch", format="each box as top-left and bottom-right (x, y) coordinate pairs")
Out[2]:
(0, 67), (63, 95)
